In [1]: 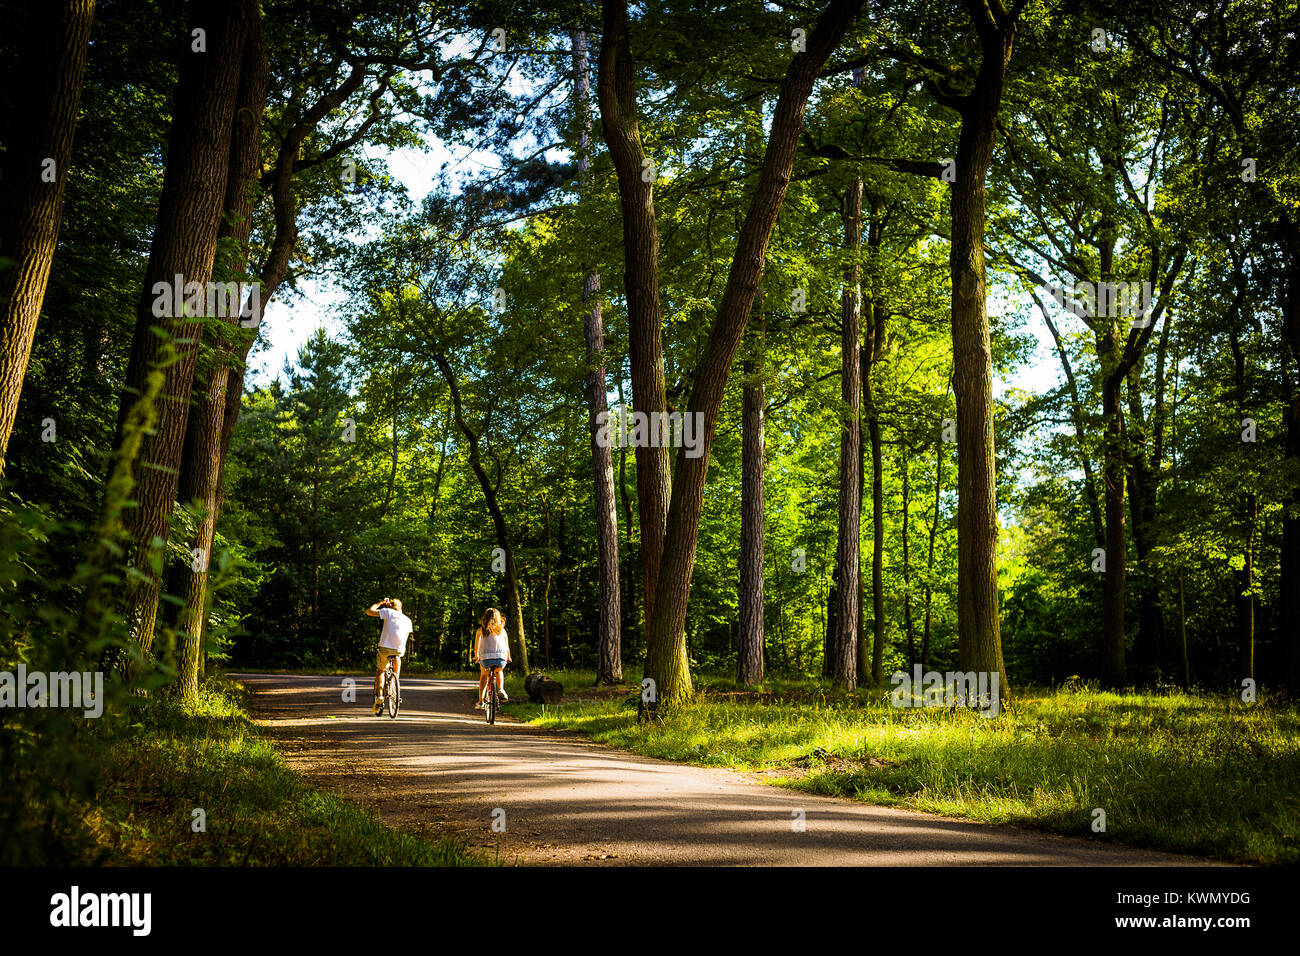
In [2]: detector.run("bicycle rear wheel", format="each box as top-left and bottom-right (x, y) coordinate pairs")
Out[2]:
(385, 671), (400, 718)
(486, 676), (497, 724)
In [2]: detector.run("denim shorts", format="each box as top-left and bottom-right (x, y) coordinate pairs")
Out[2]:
(479, 658), (507, 670)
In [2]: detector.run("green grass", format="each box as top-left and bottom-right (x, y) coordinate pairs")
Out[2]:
(512, 671), (1299, 865)
(77, 676), (484, 866)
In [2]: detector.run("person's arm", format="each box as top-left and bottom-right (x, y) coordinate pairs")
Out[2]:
(366, 599), (389, 618)
(472, 630), (480, 662)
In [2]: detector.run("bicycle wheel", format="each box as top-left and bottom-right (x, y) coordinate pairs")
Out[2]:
(386, 671), (400, 718)
(486, 676), (497, 724)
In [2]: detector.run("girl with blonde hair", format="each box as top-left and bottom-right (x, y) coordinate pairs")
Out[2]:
(473, 607), (511, 708)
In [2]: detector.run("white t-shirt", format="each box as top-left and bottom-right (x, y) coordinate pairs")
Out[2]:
(378, 607), (413, 652)
(477, 626), (509, 660)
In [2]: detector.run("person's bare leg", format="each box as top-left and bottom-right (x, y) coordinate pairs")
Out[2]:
(478, 667), (488, 702)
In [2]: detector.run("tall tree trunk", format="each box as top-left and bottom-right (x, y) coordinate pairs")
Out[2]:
(824, 568), (838, 678)
(1239, 492), (1256, 681)
(0, 0), (95, 470)
(1282, 260), (1300, 691)
(1228, 322), (1254, 682)
(947, 0), (1017, 700)
(638, 0), (866, 707)
(922, 433), (943, 672)
(379, 397), (399, 519)
(833, 177), (863, 691)
(866, 359), (885, 686)
(1100, 331), (1128, 687)
(573, 28), (622, 684)
(1098, 219), (1125, 686)
(864, 199), (887, 687)
(857, 341), (868, 678)
(312, 452), (320, 630)
(737, 312), (766, 686)
(1126, 284), (1177, 678)
(111, 0), (253, 664)
(542, 497), (553, 668)
(614, 373), (640, 657)
(558, 503), (570, 663)
(1099, 234), (1184, 687)
(902, 445), (915, 668)
(1178, 568), (1190, 689)
(434, 353), (529, 671)
(596, 2), (670, 628)
(1125, 363), (1163, 676)
(166, 16), (267, 702)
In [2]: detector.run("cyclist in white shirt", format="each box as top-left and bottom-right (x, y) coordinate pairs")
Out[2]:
(366, 597), (412, 715)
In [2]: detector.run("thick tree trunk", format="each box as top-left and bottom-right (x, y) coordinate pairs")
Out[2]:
(639, 0), (865, 707)
(737, 313), (766, 686)
(573, 28), (622, 685)
(112, 0), (253, 664)
(0, 0), (95, 470)
(596, 3), (670, 627)
(833, 178), (863, 690)
(947, 3), (1015, 700)
(166, 18), (267, 702)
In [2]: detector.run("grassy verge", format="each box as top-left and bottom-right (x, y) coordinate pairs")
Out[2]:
(78, 676), (483, 865)
(508, 670), (1298, 865)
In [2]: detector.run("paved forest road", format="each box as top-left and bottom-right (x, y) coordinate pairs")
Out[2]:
(237, 673), (1211, 867)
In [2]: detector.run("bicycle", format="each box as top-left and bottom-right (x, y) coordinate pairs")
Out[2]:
(381, 654), (402, 718)
(481, 662), (502, 724)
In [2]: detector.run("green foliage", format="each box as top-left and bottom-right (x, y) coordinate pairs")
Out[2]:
(6, 0), (1300, 864)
